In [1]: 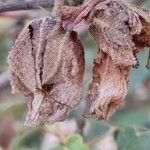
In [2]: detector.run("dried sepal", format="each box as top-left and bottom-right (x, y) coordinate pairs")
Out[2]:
(90, 0), (150, 66)
(129, 5), (150, 23)
(130, 5), (150, 48)
(88, 54), (130, 120)
(8, 17), (85, 127)
(87, 0), (142, 67)
(89, 18), (137, 67)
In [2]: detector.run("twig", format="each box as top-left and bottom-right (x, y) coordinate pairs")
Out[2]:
(0, 0), (54, 13)
(76, 101), (89, 136)
(52, 0), (65, 18)
(76, 113), (86, 136)
(0, 0), (84, 13)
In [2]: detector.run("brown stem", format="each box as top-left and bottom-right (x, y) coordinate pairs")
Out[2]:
(52, 0), (65, 18)
(0, 0), (84, 13)
(0, 0), (54, 13)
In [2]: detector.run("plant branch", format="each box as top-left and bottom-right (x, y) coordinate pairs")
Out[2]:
(0, 0), (84, 13)
(0, 0), (54, 13)
(52, 0), (65, 18)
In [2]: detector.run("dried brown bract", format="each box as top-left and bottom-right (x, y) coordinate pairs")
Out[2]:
(8, 17), (85, 127)
(88, 54), (130, 120)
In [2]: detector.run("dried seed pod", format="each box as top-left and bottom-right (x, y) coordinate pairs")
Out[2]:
(8, 17), (85, 127)
(61, 0), (150, 120)
(83, 0), (150, 120)
(88, 54), (130, 120)
(87, 1), (150, 119)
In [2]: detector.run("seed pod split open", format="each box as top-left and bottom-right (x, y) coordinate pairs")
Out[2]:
(8, 17), (85, 127)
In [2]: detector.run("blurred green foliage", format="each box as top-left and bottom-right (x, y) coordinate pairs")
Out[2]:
(116, 127), (150, 150)
(0, 33), (10, 72)
(51, 134), (89, 150)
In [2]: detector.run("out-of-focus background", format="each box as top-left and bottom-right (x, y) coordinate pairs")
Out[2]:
(0, 0), (150, 150)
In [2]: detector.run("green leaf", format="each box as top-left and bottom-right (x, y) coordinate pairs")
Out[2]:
(110, 105), (150, 128)
(143, 0), (150, 8)
(0, 100), (26, 121)
(116, 127), (150, 150)
(12, 128), (43, 150)
(51, 145), (67, 150)
(65, 134), (89, 150)
(85, 120), (110, 141)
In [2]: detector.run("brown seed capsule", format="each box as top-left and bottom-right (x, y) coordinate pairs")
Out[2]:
(8, 17), (85, 127)
(61, 0), (150, 120)
(84, 0), (150, 120)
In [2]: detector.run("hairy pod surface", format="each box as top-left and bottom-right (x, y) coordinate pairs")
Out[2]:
(8, 17), (85, 127)
(88, 0), (150, 67)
